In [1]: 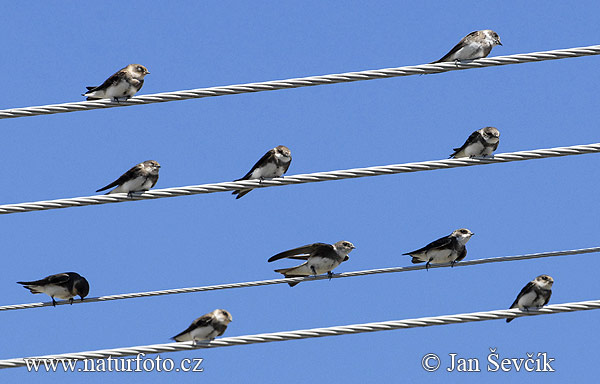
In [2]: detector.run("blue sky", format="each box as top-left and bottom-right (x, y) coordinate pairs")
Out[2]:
(1, 1), (599, 382)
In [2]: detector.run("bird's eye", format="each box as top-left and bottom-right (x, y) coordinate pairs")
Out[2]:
(138, 66), (143, 72)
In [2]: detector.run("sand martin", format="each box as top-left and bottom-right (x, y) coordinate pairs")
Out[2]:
(403, 229), (474, 270)
(172, 309), (233, 344)
(232, 145), (292, 199)
(506, 275), (553, 323)
(450, 126), (500, 158)
(83, 64), (150, 101)
(433, 30), (502, 63)
(268, 241), (355, 287)
(96, 160), (160, 197)
(17, 272), (90, 306)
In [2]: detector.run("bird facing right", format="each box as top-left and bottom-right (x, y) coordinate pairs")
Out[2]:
(268, 241), (356, 287)
(403, 229), (474, 270)
(506, 275), (553, 323)
(433, 30), (502, 63)
(450, 126), (500, 158)
(232, 145), (292, 199)
(172, 309), (233, 343)
(83, 64), (150, 101)
(96, 160), (161, 197)
(17, 272), (90, 306)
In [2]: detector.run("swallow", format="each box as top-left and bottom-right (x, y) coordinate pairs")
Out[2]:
(433, 30), (502, 63)
(96, 160), (160, 197)
(450, 126), (500, 158)
(232, 145), (292, 199)
(506, 275), (553, 323)
(268, 241), (355, 287)
(83, 64), (150, 101)
(403, 228), (474, 270)
(172, 309), (233, 344)
(17, 272), (90, 306)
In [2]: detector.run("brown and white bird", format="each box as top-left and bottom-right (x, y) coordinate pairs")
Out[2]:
(17, 272), (90, 306)
(506, 275), (553, 323)
(403, 229), (474, 270)
(83, 64), (150, 101)
(450, 126), (500, 158)
(172, 309), (233, 344)
(268, 241), (356, 287)
(232, 145), (292, 199)
(433, 30), (502, 63)
(96, 160), (160, 197)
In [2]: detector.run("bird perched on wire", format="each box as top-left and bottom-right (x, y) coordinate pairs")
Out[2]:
(17, 272), (90, 306)
(96, 160), (160, 197)
(268, 241), (355, 287)
(450, 127), (500, 158)
(83, 64), (150, 101)
(403, 229), (474, 270)
(232, 145), (292, 199)
(172, 309), (233, 344)
(432, 30), (502, 63)
(506, 275), (553, 323)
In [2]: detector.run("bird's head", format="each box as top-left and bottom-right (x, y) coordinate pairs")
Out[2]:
(534, 275), (554, 290)
(481, 126), (500, 144)
(214, 309), (233, 324)
(484, 30), (502, 46)
(451, 228), (474, 245)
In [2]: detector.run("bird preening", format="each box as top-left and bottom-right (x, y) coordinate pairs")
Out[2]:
(17, 272), (90, 307)
(450, 127), (500, 159)
(433, 30), (502, 63)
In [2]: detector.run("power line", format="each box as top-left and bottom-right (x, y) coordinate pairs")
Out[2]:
(1, 44), (598, 120)
(0, 142), (598, 215)
(2, 246), (596, 312)
(1, 298), (598, 369)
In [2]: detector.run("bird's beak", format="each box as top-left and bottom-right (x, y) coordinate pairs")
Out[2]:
(498, 41), (503, 46)
(351, 245), (356, 249)
(471, 233), (475, 236)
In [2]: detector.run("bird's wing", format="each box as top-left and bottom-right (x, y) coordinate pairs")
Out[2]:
(543, 290), (552, 306)
(17, 273), (70, 286)
(434, 31), (478, 63)
(96, 164), (142, 192)
(450, 130), (481, 157)
(268, 243), (331, 262)
(87, 69), (128, 92)
(280, 156), (292, 174)
(403, 235), (452, 255)
(172, 313), (214, 340)
(237, 149), (276, 181)
(509, 281), (536, 309)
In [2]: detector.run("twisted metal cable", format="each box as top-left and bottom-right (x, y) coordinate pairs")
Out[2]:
(1, 142), (599, 215)
(2, 246), (596, 312)
(1, 299), (598, 369)
(1, 45), (599, 120)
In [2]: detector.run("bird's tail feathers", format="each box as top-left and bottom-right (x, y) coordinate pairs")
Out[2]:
(232, 189), (251, 199)
(275, 267), (302, 287)
(17, 283), (41, 294)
